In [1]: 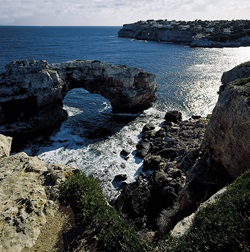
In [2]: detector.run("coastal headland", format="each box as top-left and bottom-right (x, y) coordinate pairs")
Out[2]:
(0, 59), (250, 251)
(118, 19), (250, 47)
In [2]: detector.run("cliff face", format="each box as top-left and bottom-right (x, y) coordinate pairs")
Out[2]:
(203, 62), (250, 178)
(0, 59), (157, 143)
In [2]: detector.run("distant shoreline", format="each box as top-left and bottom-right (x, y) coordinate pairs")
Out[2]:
(118, 19), (250, 48)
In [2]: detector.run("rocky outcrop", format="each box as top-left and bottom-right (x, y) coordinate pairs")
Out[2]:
(115, 113), (212, 230)
(0, 59), (157, 144)
(0, 134), (77, 252)
(119, 23), (194, 44)
(203, 62), (250, 178)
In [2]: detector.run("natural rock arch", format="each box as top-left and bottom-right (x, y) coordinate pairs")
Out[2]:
(0, 59), (157, 141)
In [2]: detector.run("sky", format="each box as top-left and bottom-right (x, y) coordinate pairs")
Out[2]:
(0, 0), (249, 26)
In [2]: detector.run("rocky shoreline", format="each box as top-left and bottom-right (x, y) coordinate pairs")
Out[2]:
(0, 60), (250, 251)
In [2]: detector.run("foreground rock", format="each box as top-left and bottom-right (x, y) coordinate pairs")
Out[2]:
(0, 59), (157, 146)
(0, 134), (77, 252)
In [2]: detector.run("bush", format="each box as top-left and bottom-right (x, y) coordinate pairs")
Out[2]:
(60, 172), (149, 252)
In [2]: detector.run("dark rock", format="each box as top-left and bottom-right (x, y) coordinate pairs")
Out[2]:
(155, 148), (176, 160)
(136, 139), (151, 157)
(115, 180), (151, 222)
(143, 155), (166, 171)
(164, 111), (182, 123)
(120, 149), (130, 158)
(142, 123), (155, 132)
(113, 174), (128, 182)
(192, 115), (201, 119)
(152, 170), (171, 187)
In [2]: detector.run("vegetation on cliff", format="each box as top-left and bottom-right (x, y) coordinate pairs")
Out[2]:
(59, 172), (149, 252)
(158, 169), (250, 252)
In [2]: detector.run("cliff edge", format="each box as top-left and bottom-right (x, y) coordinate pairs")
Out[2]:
(203, 62), (250, 177)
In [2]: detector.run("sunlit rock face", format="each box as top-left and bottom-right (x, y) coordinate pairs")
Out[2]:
(0, 59), (157, 139)
(203, 62), (250, 178)
(0, 134), (77, 252)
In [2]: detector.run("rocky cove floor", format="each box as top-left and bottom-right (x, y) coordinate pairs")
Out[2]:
(114, 111), (232, 234)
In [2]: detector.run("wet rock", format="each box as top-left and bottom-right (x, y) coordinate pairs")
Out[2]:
(142, 123), (155, 132)
(113, 174), (128, 182)
(136, 139), (151, 157)
(192, 115), (201, 119)
(120, 149), (130, 158)
(164, 111), (182, 123)
(143, 155), (166, 171)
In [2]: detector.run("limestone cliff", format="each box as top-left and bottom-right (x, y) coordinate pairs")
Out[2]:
(0, 59), (157, 143)
(203, 62), (250, 177)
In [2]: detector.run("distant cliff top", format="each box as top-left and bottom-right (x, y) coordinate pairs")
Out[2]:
(119, 19), (250, 47)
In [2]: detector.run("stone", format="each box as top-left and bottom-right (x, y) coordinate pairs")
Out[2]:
(142, 123), (155, 132)
(221, 61), (250, 85)
(143, 155), (166, 171)
(120, 149), (130, 158)
(136, 139), (151, 157)
(164, 111), (182, 123)
(113, 174), (128, 182)
(0, 59), (157, 144)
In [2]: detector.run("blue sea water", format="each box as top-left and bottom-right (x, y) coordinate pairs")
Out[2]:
(1, 26), (250, 200)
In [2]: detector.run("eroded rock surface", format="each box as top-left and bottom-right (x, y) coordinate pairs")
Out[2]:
(0, 59), (157, 143)
(0, 135), (77, 252)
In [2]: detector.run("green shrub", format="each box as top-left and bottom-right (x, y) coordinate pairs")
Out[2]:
(163, 169), (250, 252)
(60, 172), (149, 252)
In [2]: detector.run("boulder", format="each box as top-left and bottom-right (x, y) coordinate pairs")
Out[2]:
(164, 111), (182, 123)
(0, 59), (157, 144)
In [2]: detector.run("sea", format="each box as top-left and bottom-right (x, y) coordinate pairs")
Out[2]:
(1, 26), (250, 201)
